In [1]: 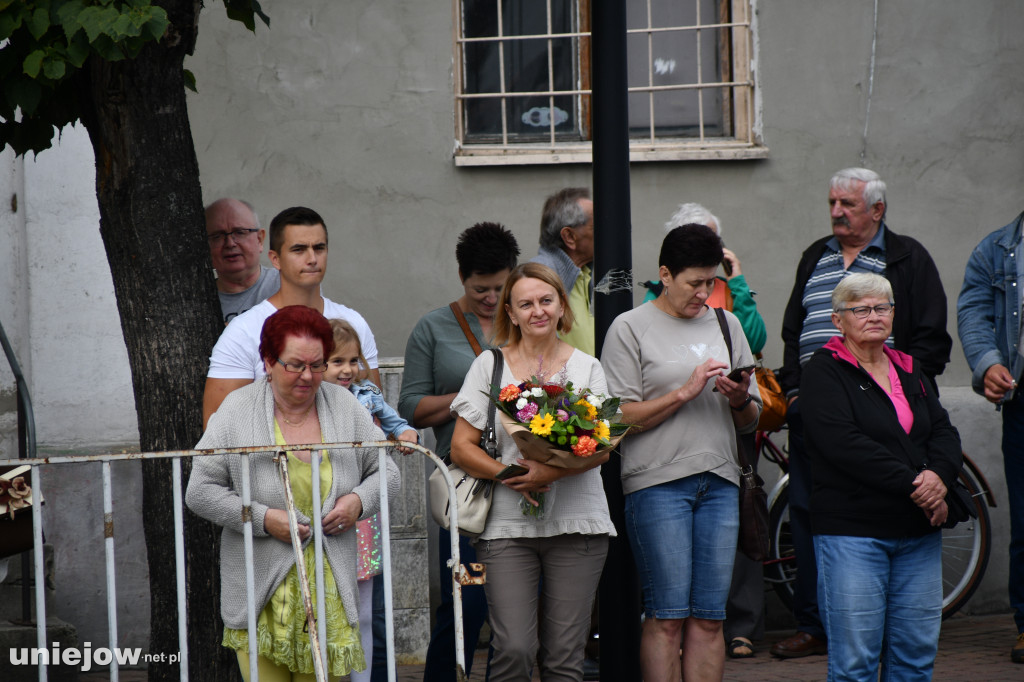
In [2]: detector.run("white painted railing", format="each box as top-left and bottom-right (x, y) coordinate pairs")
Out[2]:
(1, 440), (475, 682)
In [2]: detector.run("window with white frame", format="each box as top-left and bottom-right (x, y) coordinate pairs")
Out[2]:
(453, 0), (766, 166)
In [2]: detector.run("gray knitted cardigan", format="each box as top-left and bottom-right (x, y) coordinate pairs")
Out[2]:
(186, 379), (401, 629)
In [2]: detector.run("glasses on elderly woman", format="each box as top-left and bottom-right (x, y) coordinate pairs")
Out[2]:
(838, 303), (895, 319)
(276, 358), (329, 373)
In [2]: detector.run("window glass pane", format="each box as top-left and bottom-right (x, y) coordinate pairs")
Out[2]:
(462, 0), (580, 142)
(625, 0), (723, 137)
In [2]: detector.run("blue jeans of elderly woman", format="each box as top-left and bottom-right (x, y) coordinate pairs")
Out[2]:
(814, 533), (942, 682)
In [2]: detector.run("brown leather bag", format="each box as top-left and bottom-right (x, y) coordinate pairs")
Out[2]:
(753, 356), (787, 432)
(714, 308), (771, 561)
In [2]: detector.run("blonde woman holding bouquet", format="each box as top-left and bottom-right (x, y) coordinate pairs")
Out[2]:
(450, 262), (615, 682)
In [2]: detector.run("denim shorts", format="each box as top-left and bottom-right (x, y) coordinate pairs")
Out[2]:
(625, 472), (739, 620)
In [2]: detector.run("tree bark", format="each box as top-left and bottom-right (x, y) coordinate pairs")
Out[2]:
(76, 1), (239, 679)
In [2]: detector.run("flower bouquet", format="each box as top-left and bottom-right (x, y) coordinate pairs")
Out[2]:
(491, 379), (629, 465)
(486, 376), (630, 516)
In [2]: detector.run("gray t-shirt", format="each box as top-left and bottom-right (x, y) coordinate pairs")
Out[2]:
(218, 265), (280, 325)
(601, 302), (761, 495)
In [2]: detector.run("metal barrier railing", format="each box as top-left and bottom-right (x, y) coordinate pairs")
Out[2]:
(0, 315), (38, 626)
(0, 440), (477, 682)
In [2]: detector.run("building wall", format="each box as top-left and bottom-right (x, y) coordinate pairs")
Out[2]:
(0, 0), (1021, 662)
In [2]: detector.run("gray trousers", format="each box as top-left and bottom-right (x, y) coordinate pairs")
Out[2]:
(476, 534), (608, 682)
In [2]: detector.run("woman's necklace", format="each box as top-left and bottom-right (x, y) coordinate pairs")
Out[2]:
(275, 400), (314, 427)
(517, 342), (560, 381)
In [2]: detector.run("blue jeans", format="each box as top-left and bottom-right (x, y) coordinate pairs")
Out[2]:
(815, 533), (942, 682)
(423, 527), (490, 682)
(1002, 393), (1024, 633)
(625, 473), (738, 620)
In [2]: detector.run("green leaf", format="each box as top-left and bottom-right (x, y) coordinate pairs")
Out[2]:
(5, 76), (42, 117)
(91, 34), (125, 61)
(78, 5), (118, 43)
(65, 33), (90, 68)
(183, 68), (196, 93)
(22, 50), (45, 79)
(27, 7), (49, 39)
(56, 0), (85, 41)
(142, 8), (168, 41)
(42, 57), (65, 80)
(110, 10), (140, 38)
(223, 0), (270, 32)
(0, 8), (24, 41)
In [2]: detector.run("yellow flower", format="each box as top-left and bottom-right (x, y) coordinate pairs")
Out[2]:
(575, 399), (597, 421)
(530, 413), (556, 437)
(592, 420), (610, 442)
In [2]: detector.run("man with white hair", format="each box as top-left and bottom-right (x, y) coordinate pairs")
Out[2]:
(773, 168), (951, 658)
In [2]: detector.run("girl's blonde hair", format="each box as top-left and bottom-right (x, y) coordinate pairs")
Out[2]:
(328, 319), (369, 382)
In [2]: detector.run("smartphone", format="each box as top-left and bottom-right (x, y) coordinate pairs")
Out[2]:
(495, 463), (528, 480)
(721, 257), (733, 277)
(726, 365), (756, 382)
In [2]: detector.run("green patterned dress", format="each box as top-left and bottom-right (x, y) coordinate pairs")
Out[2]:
(222, 422), (365, 676)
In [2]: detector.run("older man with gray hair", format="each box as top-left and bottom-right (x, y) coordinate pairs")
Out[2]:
(772, 167), (951, 659)
(531, 187), (595, 355)
(205, 197), (280, 324)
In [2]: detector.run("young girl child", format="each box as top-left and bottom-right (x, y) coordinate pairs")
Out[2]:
(326, 319), (417, 682)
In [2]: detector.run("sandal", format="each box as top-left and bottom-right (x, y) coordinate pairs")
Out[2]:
(728, 637), (755, 659)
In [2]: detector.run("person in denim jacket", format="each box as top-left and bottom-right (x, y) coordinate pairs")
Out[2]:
(957, 209), (1024, 663)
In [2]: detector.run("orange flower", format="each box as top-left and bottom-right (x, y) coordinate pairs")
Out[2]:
(499, 384), (521, 402)
(571, 435), (599, 457)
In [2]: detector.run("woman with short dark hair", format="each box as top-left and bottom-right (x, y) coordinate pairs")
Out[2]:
(398, 222), (520, 682)
(602, 225), (762, 682)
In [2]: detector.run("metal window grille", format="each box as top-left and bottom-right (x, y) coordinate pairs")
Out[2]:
(454, 0), (763, 164)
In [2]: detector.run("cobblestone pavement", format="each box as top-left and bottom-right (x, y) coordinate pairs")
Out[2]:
(389, 612), (1020, 682)
(76, 612), (1019, 681)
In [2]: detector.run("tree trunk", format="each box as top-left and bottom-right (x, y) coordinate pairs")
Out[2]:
(76, 1), (239, 679)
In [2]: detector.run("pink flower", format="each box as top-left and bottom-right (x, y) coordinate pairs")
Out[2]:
(516, 402), (539, 422)
(556, 409), (570, 422)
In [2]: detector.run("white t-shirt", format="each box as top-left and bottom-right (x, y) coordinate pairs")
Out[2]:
(207, 298), (379, 380)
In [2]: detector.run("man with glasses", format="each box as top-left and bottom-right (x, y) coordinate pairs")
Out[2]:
(206, 198), (280, 324)
(957, 209), (1024, 663)
(772, 167), (952, 659)
(203, 206), (380, 427)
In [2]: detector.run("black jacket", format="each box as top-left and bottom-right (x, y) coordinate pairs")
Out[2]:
(801, 341), (962, 538)
(779, 226), (952, 394)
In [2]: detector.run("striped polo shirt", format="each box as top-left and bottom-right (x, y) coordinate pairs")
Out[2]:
(798, 224), (893, 365)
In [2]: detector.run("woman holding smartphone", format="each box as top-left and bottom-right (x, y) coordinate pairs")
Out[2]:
(602, 225), (761, 682)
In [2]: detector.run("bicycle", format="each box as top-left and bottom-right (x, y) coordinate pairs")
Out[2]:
(756, 427), (996, 619)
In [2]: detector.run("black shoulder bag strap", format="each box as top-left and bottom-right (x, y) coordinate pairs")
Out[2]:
(481, 348), (503, 458)
(714, 308), (756, 471)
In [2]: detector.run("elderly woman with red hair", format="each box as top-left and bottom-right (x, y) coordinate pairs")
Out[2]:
(187, 305), (400, 682)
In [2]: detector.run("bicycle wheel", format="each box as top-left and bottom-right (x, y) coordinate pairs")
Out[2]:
(766, 483), (796, 609)
(940, 466), (991, 618)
